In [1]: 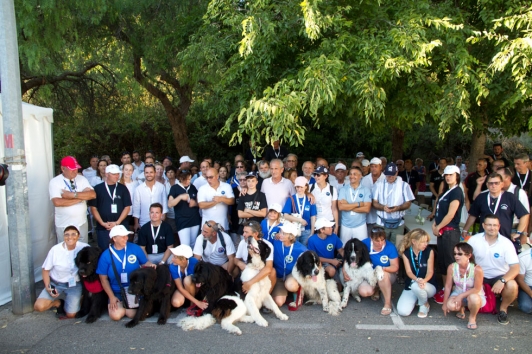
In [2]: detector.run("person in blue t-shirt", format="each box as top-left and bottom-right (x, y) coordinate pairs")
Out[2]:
(282, 176), (317, 246)
(272, 222), (307, 310)
(261, 203), (284, 242)
(307, 218), (344, 278)
(96, 225), (154, 321)
(359, 226), (399, 316)
(168, 244), (205, 311)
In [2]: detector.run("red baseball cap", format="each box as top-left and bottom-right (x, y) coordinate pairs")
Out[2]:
(61, 156), (81, 170)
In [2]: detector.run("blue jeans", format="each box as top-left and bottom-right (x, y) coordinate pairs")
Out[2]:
(38, 280), (82, 313)
(518, 286), (532, 314)
(297, 229), (312, 246)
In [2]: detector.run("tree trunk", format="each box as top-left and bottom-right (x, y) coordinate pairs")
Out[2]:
(468, 110), (489, 173)
(391, 127), (405, 162)
(168, 103), (195, 159)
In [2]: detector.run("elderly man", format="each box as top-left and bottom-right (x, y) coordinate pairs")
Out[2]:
(361, 157), (386, 234)
(133, 164), (168, 231)
(257, 160), (270, 190)
(468, 215), (519, 325)
(462, 172), (529, 251)
(285, 153), (299, 173)
(197, 168), (235, 230)
(82, 155), (99, 180)
(179, 156), (194, 171)
(89, 164), (132, 249)
(49, 156), (95, 243)
(372, 162), (415, 244)
(193, 220), (236, 273)
(261, 158), (296, 208)
(302, 160), (316, 184)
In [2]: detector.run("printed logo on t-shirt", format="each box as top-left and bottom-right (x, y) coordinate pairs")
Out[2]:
(327, 244), (334, 252)
(218, 247), (225, 254)
(501, 204), (508, 210)
(128, 255), (137, 264)
(285, 255), (293, 263)
(305, 206), (310, 211)
(359, 194), (363, 198)
(380, 255), (389, 264)
(326, 192), (331, 196)
(271, 232), (278, 240)
(494, 253), (500, 258)
(221, 191), (226, 195)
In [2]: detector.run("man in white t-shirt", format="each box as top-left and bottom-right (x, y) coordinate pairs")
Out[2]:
(192, 160), (210, 189)
(468, 214), (519, 325)
(49, 156), (95, 243)
(517, 239), (532, 314)
(193, 221), (235, 273)
(132, 164), (168, 230)
(82, 155), (99, 180)
(197, 168), (235, 230)
(361, 157), (385, 234)
(260, 159), (296, 208)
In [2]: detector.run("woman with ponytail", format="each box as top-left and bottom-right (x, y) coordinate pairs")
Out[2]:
(396, 229), (436, 318)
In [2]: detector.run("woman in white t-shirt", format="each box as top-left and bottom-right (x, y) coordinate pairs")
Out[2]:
(90, 159), (108, 187)
(33, 226), (89, 319)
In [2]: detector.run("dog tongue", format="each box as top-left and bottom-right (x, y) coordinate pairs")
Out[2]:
(312, 275), (318, 282)
(351, 262), (357, 267)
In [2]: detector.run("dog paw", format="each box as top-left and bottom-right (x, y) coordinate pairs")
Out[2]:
(157, 317), (167, 325)
(375, 266), (385, 280)
(323, 304), (329, 312)
(125, 320), (138, 328)
(354, 295), (361, 303)
(256, 319), (269, 327)
(85, 315), (98, 324)
(278, 313), (289, 321)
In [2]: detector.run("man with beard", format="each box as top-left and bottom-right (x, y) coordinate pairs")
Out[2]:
(132, 150), (145, 173)
(133, 164), (168, 231)
(179, 156), (194, 171)
(257, 160), (270, 190)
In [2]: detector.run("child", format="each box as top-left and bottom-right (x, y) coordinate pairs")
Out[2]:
(307, 218), (344, 278)
(261, 203), (284, 242)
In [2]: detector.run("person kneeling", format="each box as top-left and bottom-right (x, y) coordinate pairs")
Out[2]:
(396, 229), (436, 318)
(307, 218), (344, 280)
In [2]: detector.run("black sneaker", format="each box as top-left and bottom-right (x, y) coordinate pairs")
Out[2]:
(497, 310), (509, 325)
(260, 307), (272, 314)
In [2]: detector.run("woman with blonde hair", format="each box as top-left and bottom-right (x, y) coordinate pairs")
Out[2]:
(396, 228), (436, 318)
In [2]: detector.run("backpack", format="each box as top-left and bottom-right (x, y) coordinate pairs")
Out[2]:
(202, 230), (227, 254)
(478, 283), (498, 314)
(309, 183), (334, 196)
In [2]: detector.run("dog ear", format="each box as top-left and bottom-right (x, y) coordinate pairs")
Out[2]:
(312, 251), (321, 267)
(359, 241), (371, 265)
(260, 241), (271, 263)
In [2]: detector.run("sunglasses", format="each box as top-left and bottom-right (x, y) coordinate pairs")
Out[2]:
(453, 252), (467, 256)
(236, 165), (245, 168)
(205, 175), (215, 180)
(313, 173), (326, 177)
(487, 181), (501, 186)
(205, 221), (213, 228)
(287, 160), (296, 163)
(238, 178), (246, 182)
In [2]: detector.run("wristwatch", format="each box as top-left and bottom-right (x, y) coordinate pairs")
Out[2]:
(499, 278), (506, 284)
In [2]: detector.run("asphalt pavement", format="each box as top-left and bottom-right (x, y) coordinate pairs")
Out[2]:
(1, 280), (530, 354)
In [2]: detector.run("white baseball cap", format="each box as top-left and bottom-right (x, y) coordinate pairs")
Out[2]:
(369, 157), (382, 165)
(109, 225), (133, 238)
(443, 165), (460, 175)
(279, 222), (299, 236)
(105, 164), (121, 174)
(361, 159), (370, 167)
(269, 203), (283, 213)
(335, 163), (347, 171)
(179, 156), (194, 163)
(169, 245), (193, 258)
(315, 218), (335, 230)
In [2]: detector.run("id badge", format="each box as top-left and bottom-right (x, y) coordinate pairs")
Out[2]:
(152, 244), (158, 254)
(318, 206), (323, 213)
(350, 211), (356, 215)
(121, 272), (128, 283)
(111, 204), (117, 213)
(68, 277), (76, 287)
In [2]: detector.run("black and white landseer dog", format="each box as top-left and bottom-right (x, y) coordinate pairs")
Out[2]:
(339, 238), (384, 308)
(75, 246), (108, 323)
(124, 264), (176, 328)
(179, 238), (288, 335)
(292, 250), (341, 316)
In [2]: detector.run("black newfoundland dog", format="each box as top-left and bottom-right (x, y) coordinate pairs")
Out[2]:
(75, 246), (108, 323)
(125, 264), (176, 328)
(191, 261), (235, 314)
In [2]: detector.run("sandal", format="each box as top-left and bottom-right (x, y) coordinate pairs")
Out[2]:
(467, 322), (477, 330)
(380, 307), (392, 316)
(456, 312), (466, 320)
(288, 288), (303, 311)
(418, 304), (430, 318)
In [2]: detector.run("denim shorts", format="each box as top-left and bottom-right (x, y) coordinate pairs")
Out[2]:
(38, 280), (82, 314)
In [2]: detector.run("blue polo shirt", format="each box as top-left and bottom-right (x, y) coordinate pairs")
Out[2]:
(261, 219), (283, 242)
(362, 238), (398, 268)
(169, 257), (198, 280)
(307, 234), (343, 259)
(96, 243), (147, 293)
(338, 184), (372, 228)
(282, 195), (317, 230)
(273, 240), (307, 279)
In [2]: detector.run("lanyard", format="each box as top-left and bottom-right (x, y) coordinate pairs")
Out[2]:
(109, 245), (127, 272)
(369, 241), (385, 255)
(105, 183), (117, 203)
(63, 179), (77, 192)
(350, 186), (361, 203)
(405, 172), (410, 184)
(410, 247), (422, 277)
(62, 242), (77, 276)
(383, 181), (395, 205)
(177, 259), (189, 279)
(282, 244), (294, 280)
(267, 220), (278, 239)
(233, 176), (240, 187)
(151, 223), (161, 242)
(519, 170), (529, 188)
(296, 196), (307, 215)
(462, 263), (470, 292)
(436, 185), (458, 212)
(488, 192), (502, 214)
(177, 181), (190, 194)
(274, 149), (280, 158)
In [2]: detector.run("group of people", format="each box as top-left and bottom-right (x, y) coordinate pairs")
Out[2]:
(36, 143), (532, 328)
